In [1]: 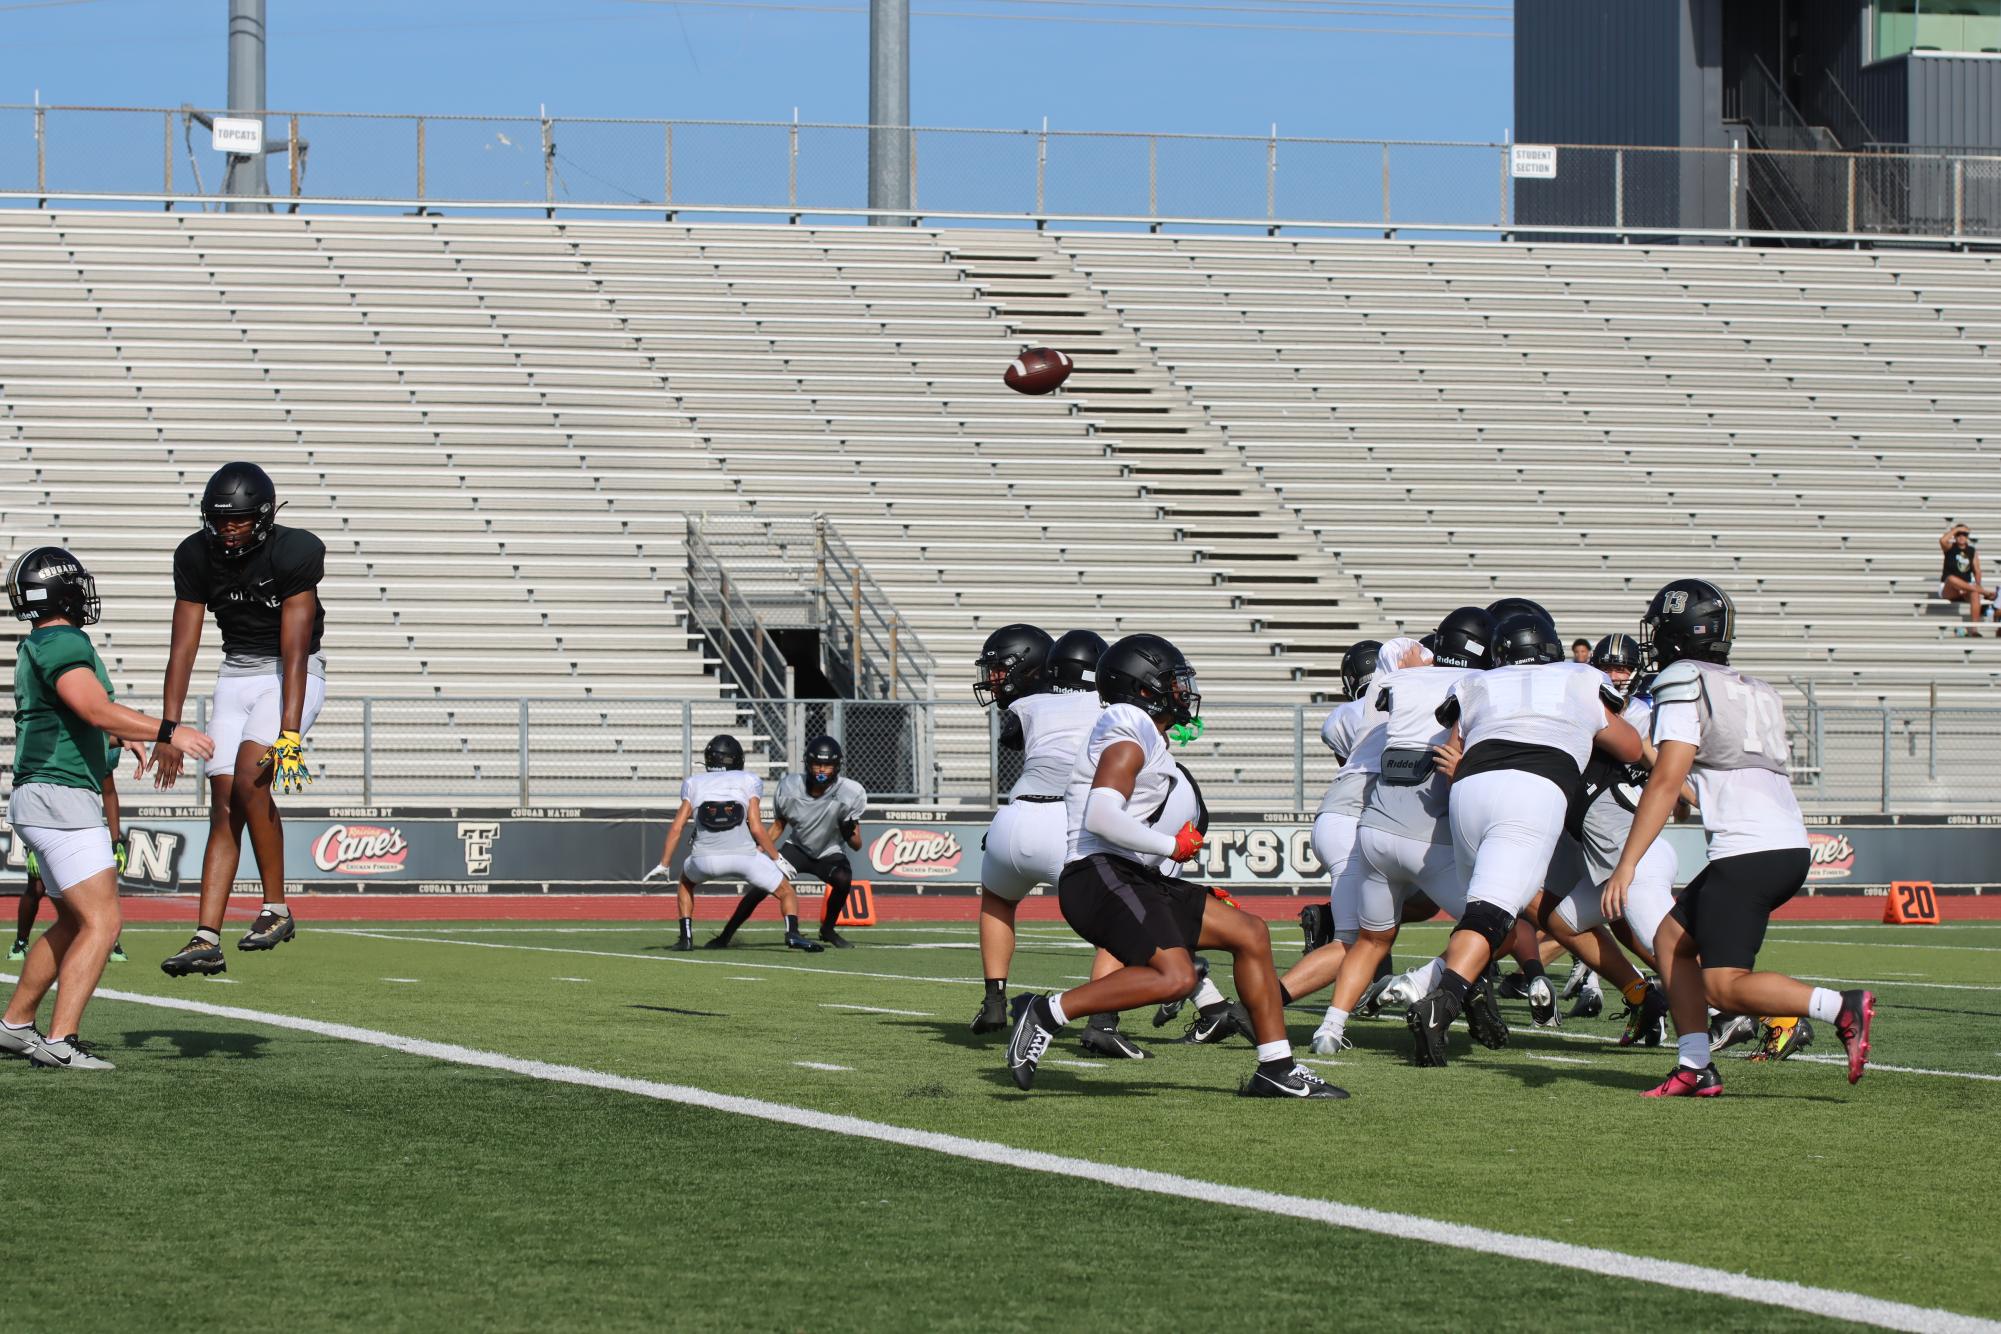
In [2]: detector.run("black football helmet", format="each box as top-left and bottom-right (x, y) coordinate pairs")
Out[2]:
(1639, 579), (1735, 667)
(1491, 611), (1562, 666)
(1047, 629), (1108, 692)
(1339, 640), (1382, 700)
(1418, 632), (1439, 656)
(1485, 596), (1555, 633)
(200, 461), (279, 560)
(6, 546), (101, 626)
(1430, 606), (1496, 670)
(803, 734), (842, 791)
(703, 733), (745, 771)
(1097, 633), (1200, 725)
(1590, 633), (1644, 674)
(973, 623), (1054, 708)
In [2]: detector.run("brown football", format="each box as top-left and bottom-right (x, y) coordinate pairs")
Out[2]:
(1003, 347), (1073, 395)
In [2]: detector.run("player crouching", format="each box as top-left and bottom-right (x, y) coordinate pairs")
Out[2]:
(1003, 634), (1345, 1100)
(764, 734), (869, 949)
(646, 735), (823, 953)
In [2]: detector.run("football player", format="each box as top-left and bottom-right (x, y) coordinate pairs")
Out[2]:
(2, 548), (215, 1069)
(647, 735), (822, 953)
(763, 734), (869, 949)
(1004, 635), (1344, 1098)
(12, 770), (128, 965)
(1607, 579), (1874, 1096)
(155, 463), (327, 977)
(970, 627), (1093, 1026)
(1316, 613), (1485, 1058)
(1405, 611), (1641, 1067)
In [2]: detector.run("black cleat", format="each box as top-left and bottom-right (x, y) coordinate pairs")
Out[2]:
(1497, 970), (1530, 1000)
(701, 935), (734, 950)
(783, 931), (825, 954)
(671, 936), (695, 952)
(1153, 956), (1209, 1027)
(1567, 984), (1603, 1020)
(1467, 975), (1510, 1050)
(109, 939), (127, 963)
(1180, 1001), (1252, 1046)
(1240, 1063), (1349, 1099)
(1006, 993), (1058, 1090)
(1079, 1021), (1153, 1060)
(1526, 974), (1559, 1029)
(817, 929), (855, 950)
(1619, 984), (1670, 1048)
(971, 990), (1009, 1035)
(1354, 974), (1393, 1020)
(1406, 989), (1460, 1068)
(236, 909), (296, 952)
(1298, 903), (1334, 956)
(160, 936), (226, 978)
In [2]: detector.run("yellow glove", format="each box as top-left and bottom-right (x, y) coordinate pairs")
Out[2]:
(260, 730), (313, 795)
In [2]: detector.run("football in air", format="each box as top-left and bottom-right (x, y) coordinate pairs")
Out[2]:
(1003, 347), (1073, 395)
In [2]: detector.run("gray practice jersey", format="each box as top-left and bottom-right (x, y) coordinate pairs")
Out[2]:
(1360, 664), (1473, 845)
(772, 773), (868, 858)
(1651, 658), (1807, 858)
(679, 769), (764, 855)
(1009, 689), (1104, 800)
(1315, 695), (1389, 819)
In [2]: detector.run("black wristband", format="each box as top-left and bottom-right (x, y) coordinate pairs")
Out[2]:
(156, 719), (178, 745)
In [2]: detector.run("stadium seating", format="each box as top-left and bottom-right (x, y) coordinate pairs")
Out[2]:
(4, 213), (1998, 809)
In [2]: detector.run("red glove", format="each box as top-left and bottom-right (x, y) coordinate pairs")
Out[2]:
(1207, 884), (1238, 908)
(1170, 820), (1204, 864)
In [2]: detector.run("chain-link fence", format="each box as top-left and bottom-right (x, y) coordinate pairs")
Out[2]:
(61, 694), (2000, 814)
(3, 105), (1997, 242)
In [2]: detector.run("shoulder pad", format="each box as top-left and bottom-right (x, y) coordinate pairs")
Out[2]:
(1597, 682), (1626, 715)
(1434, 694), (1462, 727)
(1649, 659), (1703, 705)
(1374, 685), (1392, 713)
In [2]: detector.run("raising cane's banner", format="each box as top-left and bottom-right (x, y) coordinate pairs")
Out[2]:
(2, 807), (1997, 895)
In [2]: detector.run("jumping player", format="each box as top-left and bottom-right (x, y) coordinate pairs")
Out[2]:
(155, 462), (326, 977)
(1607, 579), (1874, 1096)
(647, 734), (823, 953)
(1003, 634), (1344, 1099)
(763, 734), (869, 949)
(2, 548), (215, 1069)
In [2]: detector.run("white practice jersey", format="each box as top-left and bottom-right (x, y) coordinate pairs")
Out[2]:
(1153, 762), (1207, 879)
(1650, 658), (1807, 858)
(1008, 688), (1104, 800)
(1064, 703), (1178, 864)
(680, 769), (764, 855)
(1360, 664), (1474, 844)
(1452, 661), (1616, 769)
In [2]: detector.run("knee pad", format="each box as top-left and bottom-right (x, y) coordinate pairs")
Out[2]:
(1455, 900), (1517, 954)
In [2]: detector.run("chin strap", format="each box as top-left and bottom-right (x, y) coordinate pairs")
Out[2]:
(1167, 716), (1205, 747)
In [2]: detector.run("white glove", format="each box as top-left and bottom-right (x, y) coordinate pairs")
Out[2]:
(774, 856), (797, 879)
(642, 862), (672, 882)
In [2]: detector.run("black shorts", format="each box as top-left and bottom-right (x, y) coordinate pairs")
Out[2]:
(1670, 847), (1809, 971)
(778, 843), (851, 887)
(1057, 853), (1208, 966)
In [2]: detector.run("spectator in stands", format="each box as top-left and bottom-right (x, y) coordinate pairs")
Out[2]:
(1940, 523), (1989, 635)
(1570, 639), (1592, 663)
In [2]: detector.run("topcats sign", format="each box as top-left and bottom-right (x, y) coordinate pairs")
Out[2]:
(311, 824), (410, 875)
(210, 116), (264, 155)
(869, 827), (964, 879)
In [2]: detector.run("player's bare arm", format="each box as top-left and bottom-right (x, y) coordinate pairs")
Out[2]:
(54, 668), (215, 761)
(152, 598), (207, 789)
(1604, 739), (1695, 919)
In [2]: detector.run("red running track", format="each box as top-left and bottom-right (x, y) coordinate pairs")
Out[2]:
(104, 891), (2001, 923)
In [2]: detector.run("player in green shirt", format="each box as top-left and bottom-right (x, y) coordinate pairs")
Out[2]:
(2, 547), (214, 1070)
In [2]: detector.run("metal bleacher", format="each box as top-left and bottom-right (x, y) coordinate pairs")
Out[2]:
(4, 213), (1998, 809)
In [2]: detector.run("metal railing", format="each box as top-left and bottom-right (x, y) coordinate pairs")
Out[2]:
(2, 104), (1998, 244)
(14, 693), (1995, 814)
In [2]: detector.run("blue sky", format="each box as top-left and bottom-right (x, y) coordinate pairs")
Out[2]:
(2, 0), (1514, 142)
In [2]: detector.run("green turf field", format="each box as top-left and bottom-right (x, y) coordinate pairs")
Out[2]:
(5, 918), (1997, 1331)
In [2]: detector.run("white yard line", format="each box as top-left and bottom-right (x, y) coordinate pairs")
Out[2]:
(18, 977), (1992, 1334)
(1765, 938), (2001, 954)
(1798, 975), (2001, 994)
(1526, 1053), (1595, 1066)
(1045, 1059), (1103, 1070)
(1789, 1055), (2001, 1083)
(381, 978), (421, 984)
(820, 1003), (935, 1018)
(793, 1061), (852, 1072)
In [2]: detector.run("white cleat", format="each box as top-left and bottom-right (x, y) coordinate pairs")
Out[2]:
(28, 1035), (115, 1070)
(1309, 1026), (1352, 1056)
(1378, 972), (1427, 1010)
(1559, 961), (1590, 1001)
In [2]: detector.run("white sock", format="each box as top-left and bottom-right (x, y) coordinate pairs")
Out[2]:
(1046, 992), (1069, 1027)
(1191, 977), (1225, 1009)
(194, 928), (220, 946)
(1584, 970), (1600, 989)
(1677, 1033), (1710, 1069)
(1255, 1039), (1291, 1065)
(1317, 1007), (1349, 1041)
(1, 1019), (32, 1031)
(1807, 987), (1842, 1023)
(1410, 958), (1445, 991)
(264, 903), (291, 918)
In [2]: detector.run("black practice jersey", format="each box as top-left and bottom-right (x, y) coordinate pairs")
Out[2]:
(172, 524), (326, 658)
